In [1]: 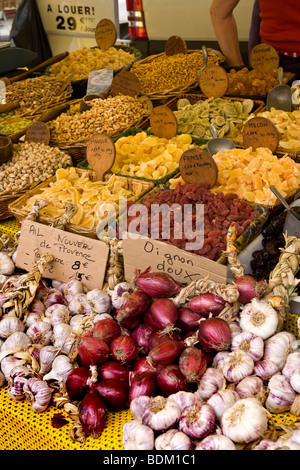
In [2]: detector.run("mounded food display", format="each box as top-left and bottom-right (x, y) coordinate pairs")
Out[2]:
(0, 11), (299, 453)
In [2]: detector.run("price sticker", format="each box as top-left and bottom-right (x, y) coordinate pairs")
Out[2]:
(242, 116), (279, 152)
(179, 147), (218, 187)
(199, 65), (228, 98)
(149, 105), (178, 139)
(86, 134), (116, 181)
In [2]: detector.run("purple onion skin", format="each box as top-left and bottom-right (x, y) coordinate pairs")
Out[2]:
(128, 371), (157, 403)
(135, 269), (182, 298)
(189, 294), (225, 317)
(131, 323), (153, 353)
(79, 389), (107, 437)
(157, 364), (189, 396)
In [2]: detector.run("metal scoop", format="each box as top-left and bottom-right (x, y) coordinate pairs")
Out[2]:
(197, 45), (208, 82)
(266, 67), (292, 112)
(207, 125), (236, 155)
(270, 186), (300, 222)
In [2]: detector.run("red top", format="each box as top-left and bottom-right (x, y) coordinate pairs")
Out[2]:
(259, 0), (300, 56)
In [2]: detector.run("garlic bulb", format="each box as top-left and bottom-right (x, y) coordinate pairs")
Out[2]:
(264, 331), (297, 370)
(253, 439), (281, 450)
(24, 377), (53, 412)
(141, 396), (181, 431)
(26, 313), (41, 328)
(290, 395), (300, 416)
(43, 354), (74, 383)
(86, 288), (111, 314)
(29, 299), (45, 316)
(53, 323), (76, 354)
(212, 351), (230, 373)
(155, 429), (192, 450)
(68, 293), (93, 315)
(130, 395), (151, 422)
(39, 345), (58, 374)
(282, 352), (300, 379)
(222, 350), (254, 383)
(123, 420), (154, 450)
(1, 331), (31, 352)
(62, 280), (84, 303)
(0, 252), (15, 275)
(167, 391), (197, 412)
(26, 321), (52, 346)
(231, 331), (264, 363)
(1, 356), (25, 379)
(93, 313), (114, 323)
(196, 368), (226, 400)
(290, 370), (300, 393)
(235, 376), (266, 404)
(265, 373), (296, 413)
(195, 434), (236, 450)
(178, 400), (215, 439)
(45, 303), (69, 319)
(239, 298), (278, 340)
(277, 435), (300, 450)
(49, 305), (70, 327)
(228, 321), (242, 339)
(0, 315), (25, 339)
(207, 389), (240, 421)
(108, 282), (133, 310)
(253, 359), (279, 380)
(8, 375), (28, 401)
(221, 397), (268, 444)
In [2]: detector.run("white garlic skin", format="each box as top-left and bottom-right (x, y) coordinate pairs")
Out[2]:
(0, 252), (15, 275)
(195, 434), (236, 450)
(290, 370), (300, 393)
(196, 367), (226, 400)
(24, 377), (53, 413)
(26, 321), (52, 346)
(253, 439), (281, 450)
(264, 332), (297, 371)
(253, 359), (279, 380)
(167, 391), (197, 412)
(222, 350), (254, 383)
(282, 352), (300, 379)
(39, 345), (58, 374)
(239, 298), (278, 340)
(155, 429), (192, 450)
(265, 373), (296, 413)
(231, 331), (264, 363)
(123, 420), (154, 450)
(1, 331), (31, 352)
(86, 288), (111, 314)
(235, 375), (266, 405)
(142, 396), (181, 432)
(43, 354), (74, 383)
(0, 315), (25, 339)
(0, 356), (25, 379)
(207, 389), (240, 421)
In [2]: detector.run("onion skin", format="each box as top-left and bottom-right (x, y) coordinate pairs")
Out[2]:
(234, 275), (267, 304)
(147, 340), (184, 365)
(175, 307), (202, 332)
(92, 319), (121, 345)
(110, 335), (140, 364)
(132, 357), (158, 375)
(77, 336), (110, 367)
(97, 361), (129, 383)
(93, 379), (129, 411)
(135, 268), (182, 298)
(198, 318), (231, 353)
(65, 367), (91, 400)
(148, 329), (182, 350)
(115, 291), (151, 323)
(79, 389), (107, 438)
(189, 294), (226, 317)
(179, 347), (207, 383)
(145, 298), (178, 332)
(128, 371), (157, 402)
(156, 365), (189, 396)
(131, 323), (153, 353)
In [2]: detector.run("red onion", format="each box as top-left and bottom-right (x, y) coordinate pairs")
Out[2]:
(93, 379), (129, 411)
(147, 339), (184, 365)
(145, 298), (178, 332)
(189, 293), (226, 317)
(115, 291), (151, 323)
(135, 267), (182, 298)
(77, 336), (110, 367)
(131, 323), (153, 353)
(132, 357), (157, 375)
(79, 389), (107, 437)
(148, 329), (182, 350)
(234, 275), (267, 304)
(179, 347), (207, 383)
(128, 371), (157, 402)
(198, 318), (231, 352)
(97, 361), (129, 383)
(119, 314), (142, 330)
(110, 335), (140, 364)
(175, 307), (202, 332)
(93, 318), (121, 345)
(156, 364), (189, 396)
(65, 367), (91, 400)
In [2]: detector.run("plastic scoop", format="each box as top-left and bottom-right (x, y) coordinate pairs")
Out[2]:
(266, 67), (292, 112)
(207, 124), (236, 155)
(270, 186), (300, 223)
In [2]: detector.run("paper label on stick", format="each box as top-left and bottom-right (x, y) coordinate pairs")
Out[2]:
(165, 35), (187, 56)
(199, 65), (228, 98)
(179, 148), (218, 187)
(149, 105), (178, 139)
(123, 237), (227, 285)
(25, 122), (50, 145)
(110, 70), (141, 97)
(250, 43), (279, 72)
(15, 220), (109, 289)
(242, 116), (279, 153)
(95, 18), (117, 50)
(86, 134), (116, 181)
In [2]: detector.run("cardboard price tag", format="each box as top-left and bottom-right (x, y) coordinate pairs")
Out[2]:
(179, 147), (218, 187)
(165, 35), (187, 56)
(95, 18), (117, 50)
(149, 105), (178, 139)
(86, 134), (116, 181)
(199, 65), (228, 98)
(15, 220), (109, 289)
(110, 70), (142, 97)
(242, 116), (279, 153)
(250, 43), (280, 72)
(123, 237), (227, 285)
(25, 122), (50, 145)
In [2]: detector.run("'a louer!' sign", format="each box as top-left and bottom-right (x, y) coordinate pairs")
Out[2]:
(36, 0), (118, 37)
